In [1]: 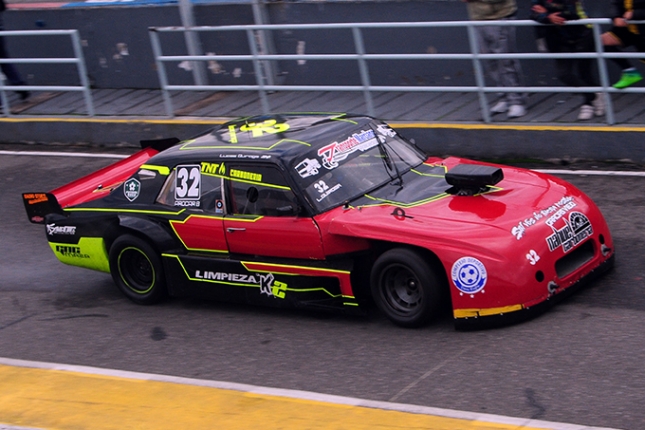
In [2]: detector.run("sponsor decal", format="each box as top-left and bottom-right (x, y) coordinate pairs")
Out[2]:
(194, 270), (287, 298)
(317, 129), (378, 170)
(55, 245), (90, 259)
(230, 169), (262, 182)
(46, 224), (76, 236)
(23, 193), (48, 205)
(215, 200), (224, 214)
(376, 124), (397, 138)
(546, 211), (593, 253)
(228, 119), (290, 143)
(123, 178), (141, 202)
(451, 257), (487, 295)
(201, 161), (226, 175)
(295, 158), (322, 178)
(174, 200), (201, 207)
(512, 196), (576, 240)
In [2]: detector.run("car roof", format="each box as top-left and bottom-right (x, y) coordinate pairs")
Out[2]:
(147, 113), (377, 168)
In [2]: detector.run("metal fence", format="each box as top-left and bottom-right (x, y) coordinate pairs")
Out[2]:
(149, 19), (645, 125)
(0, 29), (94, 116)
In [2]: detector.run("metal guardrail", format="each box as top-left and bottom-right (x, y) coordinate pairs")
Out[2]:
(149, 19), (645, 124)
(0, 29), (94, 116)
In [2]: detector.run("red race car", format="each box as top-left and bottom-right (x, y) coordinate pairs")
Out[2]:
(23, 113), (614, 329)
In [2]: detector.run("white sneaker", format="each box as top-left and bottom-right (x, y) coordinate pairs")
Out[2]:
(578, 104), (594, 121)
(507, 104), (526, 118)
(490, 100), (508, 114)
(592, 93), (605, 116)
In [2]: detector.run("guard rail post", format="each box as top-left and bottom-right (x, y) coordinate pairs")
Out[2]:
(0, 29), (93, 117)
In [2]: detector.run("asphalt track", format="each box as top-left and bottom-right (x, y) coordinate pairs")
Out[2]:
(1, 148), (644, 430)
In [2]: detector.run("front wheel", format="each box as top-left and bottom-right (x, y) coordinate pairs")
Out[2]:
(109, 234), (167, 305)
(370, 248), (442, 328)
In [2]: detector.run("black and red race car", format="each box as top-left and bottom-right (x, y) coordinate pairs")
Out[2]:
(23, 113), (614, 328)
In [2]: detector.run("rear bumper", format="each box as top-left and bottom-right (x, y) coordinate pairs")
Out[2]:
(453, 254), (615, 331)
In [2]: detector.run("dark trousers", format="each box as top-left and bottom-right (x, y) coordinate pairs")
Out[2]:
(0, 13), (25, 87)
(547, 30), (598, 105)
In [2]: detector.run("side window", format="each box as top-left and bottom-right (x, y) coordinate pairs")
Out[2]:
(227, 165), (299, 217)
(156, 164), (223, 213)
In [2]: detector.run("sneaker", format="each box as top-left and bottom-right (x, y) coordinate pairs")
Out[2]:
(490, 100), (508, 114)
(507, 104), (526, 118)
(592, 93), (605, 116)
(17, 91), (30, 101)
(578, 104), (594, 120)
(613, 70), (643, 89)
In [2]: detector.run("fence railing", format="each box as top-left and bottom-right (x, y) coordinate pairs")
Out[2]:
(149, 19), (645, 125)
(0, 29), (94, 116)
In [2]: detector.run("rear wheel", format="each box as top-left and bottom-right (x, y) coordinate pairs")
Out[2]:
(109, 234), (167, 305)
(370, 248), (442, 328)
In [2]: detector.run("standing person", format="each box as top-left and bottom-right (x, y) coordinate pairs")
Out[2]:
(530, 0), (605, 121)
(0, 0), (29, 101)
(464, 0), (527, 119)
(601, 0), (645, 89)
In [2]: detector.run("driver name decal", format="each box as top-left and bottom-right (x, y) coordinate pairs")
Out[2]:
(317, 129), (378, 169)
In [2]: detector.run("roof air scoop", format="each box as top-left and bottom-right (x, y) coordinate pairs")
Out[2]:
(445, 164), (503, 196)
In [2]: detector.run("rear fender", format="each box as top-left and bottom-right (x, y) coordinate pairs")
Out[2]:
(117, 215), (178, 252)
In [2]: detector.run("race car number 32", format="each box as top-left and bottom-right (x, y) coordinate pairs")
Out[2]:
(175, 165), (201, 200)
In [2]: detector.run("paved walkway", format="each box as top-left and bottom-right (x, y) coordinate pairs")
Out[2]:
(5, 88), (645, 126)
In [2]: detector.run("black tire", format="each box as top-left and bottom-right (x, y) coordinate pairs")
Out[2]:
(370, 248), (442, 328)
(109, 234), (167, 305)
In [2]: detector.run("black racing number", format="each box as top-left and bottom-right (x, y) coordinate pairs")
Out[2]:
(175, 165), (201, 199)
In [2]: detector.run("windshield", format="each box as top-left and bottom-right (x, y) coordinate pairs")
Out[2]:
(292, 122), (426, 213)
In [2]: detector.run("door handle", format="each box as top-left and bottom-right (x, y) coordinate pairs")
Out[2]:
(227, 227), (246, 233)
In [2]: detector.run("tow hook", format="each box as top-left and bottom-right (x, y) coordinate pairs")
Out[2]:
(548, 281), (558, 295)
(601, 244), (611, 256)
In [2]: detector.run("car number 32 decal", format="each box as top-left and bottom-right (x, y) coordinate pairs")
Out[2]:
(175, 165), (201, 200)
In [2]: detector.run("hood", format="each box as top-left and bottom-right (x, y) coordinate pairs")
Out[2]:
(322, 159), (591, 258)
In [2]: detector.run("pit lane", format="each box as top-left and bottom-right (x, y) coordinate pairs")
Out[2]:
(1, 148), (643, 430)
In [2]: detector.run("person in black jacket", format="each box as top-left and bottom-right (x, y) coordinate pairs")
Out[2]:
(530, 0), (604, 121)
(0, 0), (28, 101)
(601, 0), (645, 88)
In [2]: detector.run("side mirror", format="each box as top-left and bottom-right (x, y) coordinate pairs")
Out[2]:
(246, 186), (259, 203)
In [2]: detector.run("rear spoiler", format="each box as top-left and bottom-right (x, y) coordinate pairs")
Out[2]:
(22, 138), (181, 224)
(22, 192), (64, 224)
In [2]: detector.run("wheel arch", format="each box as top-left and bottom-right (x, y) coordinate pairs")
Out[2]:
(358, 240), (451, 305)
(109, 215), (177, 254)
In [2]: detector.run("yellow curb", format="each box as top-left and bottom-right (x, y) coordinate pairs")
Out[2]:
(0, 364), (549, 430)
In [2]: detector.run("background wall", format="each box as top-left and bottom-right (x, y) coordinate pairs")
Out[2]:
(3, 1), (616, 90)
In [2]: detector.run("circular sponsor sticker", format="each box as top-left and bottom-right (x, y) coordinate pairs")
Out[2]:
(451, 257), (487, 294)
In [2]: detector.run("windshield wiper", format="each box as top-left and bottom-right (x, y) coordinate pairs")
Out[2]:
(377, 134), (404, 187)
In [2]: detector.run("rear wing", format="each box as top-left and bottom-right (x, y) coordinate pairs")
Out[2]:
(22, 192), (64, 224)
(21, 138), (181, 224)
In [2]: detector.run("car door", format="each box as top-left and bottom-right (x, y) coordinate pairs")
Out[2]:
(223, 164), (325, 260)
(157, 163), (228, 253)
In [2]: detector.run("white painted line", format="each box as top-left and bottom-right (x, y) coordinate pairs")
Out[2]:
(536, 169), (645, 177)
(1, 150), (643, 178)
(0, 150), (128, 159)
(0, 357), (621, 430)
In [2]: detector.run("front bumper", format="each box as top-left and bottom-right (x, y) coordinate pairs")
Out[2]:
(453, 254), (615, 331)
